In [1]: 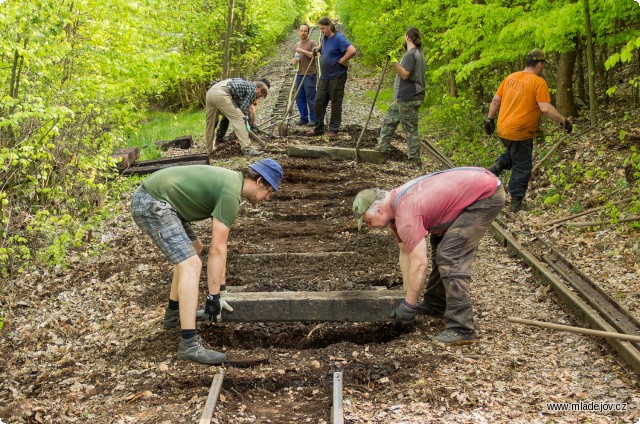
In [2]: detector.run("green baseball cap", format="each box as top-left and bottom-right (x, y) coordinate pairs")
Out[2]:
(352, 189), (377, 230)
(526, 48), (546, 62)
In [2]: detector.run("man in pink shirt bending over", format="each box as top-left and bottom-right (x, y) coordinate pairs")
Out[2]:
(353, 167), (504, 344)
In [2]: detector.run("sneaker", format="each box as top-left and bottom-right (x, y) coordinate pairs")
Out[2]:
(306, 122), (316, 127)
(415, 302), (445, 318)
(306, 130), (323, 136)
(177, 335), (227, 365)
(163, 308), (206, 330)
(243, 148), (264, 156)
(326, 131), (338, 138)
(433, 329), (477, 345)
(295, 120), (309, 126)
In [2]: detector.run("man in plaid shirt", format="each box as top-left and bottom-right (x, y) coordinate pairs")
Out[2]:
(206, 78), (269, 155)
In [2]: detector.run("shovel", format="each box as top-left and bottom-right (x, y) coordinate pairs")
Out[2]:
(355, 56), (390, 163)
(277, 56), (316, 137)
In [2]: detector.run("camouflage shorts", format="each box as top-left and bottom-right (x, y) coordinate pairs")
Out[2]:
(130, 186), (197, 264)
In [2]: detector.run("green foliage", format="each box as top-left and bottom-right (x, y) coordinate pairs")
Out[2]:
(0, 0), (311, 276)
(419, 93), (497, 167)
(570, 203), (583, 214)
(339, 0), (640, 109)
(605, 35), (640, 96)
(543, 191), (561, 207)
(624, 146), (640, 190)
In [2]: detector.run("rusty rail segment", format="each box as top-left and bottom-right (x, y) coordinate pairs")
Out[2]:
(491, 220), (640, 375)
(542, 247), (640, 350)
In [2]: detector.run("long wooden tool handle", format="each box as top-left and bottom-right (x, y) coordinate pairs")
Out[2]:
(508, 317), (640, 342)
(355, 56), (390, 163)
(199, 370), (224, 423)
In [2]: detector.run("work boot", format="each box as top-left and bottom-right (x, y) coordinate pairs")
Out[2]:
(511, 196), (524, 212)
(433, 329), (477, 345)
(163, 308), (206, 330)
(177, 335), (227, 365)
(243, 148), (264, 156)
(415, 301), (445, 318)
(487, 162), (503, 177)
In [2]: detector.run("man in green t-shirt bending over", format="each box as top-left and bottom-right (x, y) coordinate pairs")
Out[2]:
(131, 159), (284, 364)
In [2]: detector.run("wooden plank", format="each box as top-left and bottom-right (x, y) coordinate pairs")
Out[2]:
(237, 251), (355, 258)
(122, 159), (210, 176)
(111, 147), (140, 171)
(156, 135), (193, 150)
(219, 290), (405, 322)
(128, 153), (209, 168)
(121, 154), (210, 176)
(287, 145), (387, 164)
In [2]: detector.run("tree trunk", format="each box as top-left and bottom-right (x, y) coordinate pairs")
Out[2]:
(556, 50), (577, 118)
(583, 0), (598, 126)
(221, 0), (235, 80)
(234, 2), (246, 73)
(447, 71), (458, 97)
(575, 40), (588, 109)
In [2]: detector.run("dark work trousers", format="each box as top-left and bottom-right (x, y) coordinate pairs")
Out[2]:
(422, 185), (505, 333)
(494, 138), (533, 198)
(313, 73), (347, 133)
(295, 73), (317, 124)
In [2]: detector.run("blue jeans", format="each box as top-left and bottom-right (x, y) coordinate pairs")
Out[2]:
(295, 74), (316, 124)
(495, 138), (533, 198)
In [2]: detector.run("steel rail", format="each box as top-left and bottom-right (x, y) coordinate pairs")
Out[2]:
(332, 371), (344, 424)
(542, 247), (640, 350)
(491, 220), (640, 375)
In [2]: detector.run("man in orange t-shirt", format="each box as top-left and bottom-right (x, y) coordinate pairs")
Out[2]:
(484, 49), (572, 212)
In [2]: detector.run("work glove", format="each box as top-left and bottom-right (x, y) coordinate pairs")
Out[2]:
(563, 119), (573, 134)
(205, 293), (234, 322)
(312, 47), (319, 56)
(390, 300), (418, 323)
(386, 51), (398, 64)
(246, 122), (251, 132)
(484, 118), (495, 135)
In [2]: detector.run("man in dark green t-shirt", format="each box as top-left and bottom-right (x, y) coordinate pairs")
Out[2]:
(131, 159), (284, 364)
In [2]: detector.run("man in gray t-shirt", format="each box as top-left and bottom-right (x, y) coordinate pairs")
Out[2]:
(378, 27), (427, 169)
